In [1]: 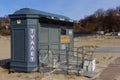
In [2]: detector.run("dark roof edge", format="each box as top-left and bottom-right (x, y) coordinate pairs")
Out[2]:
(14, 8), (71, 20)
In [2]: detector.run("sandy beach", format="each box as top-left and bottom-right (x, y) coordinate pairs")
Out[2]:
(0, 35), (120, 80)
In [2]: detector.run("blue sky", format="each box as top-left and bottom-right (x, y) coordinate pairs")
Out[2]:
(0, 0), (120, 20)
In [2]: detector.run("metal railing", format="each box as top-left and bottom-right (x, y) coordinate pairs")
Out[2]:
(38, 44), (94, 75)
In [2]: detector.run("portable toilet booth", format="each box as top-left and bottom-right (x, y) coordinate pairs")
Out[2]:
(9, 8), (74, 72)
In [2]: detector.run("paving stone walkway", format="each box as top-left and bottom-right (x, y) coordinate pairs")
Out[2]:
(95, 57), (120, 80)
